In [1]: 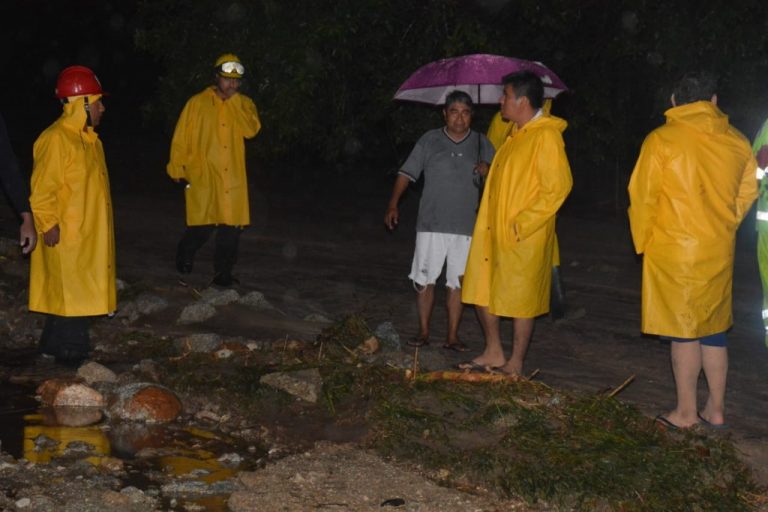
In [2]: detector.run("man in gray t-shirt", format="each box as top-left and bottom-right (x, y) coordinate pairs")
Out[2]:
(385, 91), (495, 351)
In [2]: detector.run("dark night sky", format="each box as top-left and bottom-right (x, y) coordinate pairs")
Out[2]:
(0, 0), (158, 166)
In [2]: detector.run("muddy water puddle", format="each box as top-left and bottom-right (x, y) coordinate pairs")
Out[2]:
(0, 382), (264, 511)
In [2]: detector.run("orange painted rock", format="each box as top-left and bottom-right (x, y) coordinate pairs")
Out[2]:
(109, 383), (182, 423)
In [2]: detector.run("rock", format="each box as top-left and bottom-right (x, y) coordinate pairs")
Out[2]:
(44, 405), (103, 427)
(200, 287), (240, 306)
(109, 383), (182, 423)
(238, 291), (272, 309)
(77, 362), (117, 385)
(177, 303), (217, 324)
(98, 487), (157, 509)
(135, 294), (169, 315)
(217, 452), (243, 467)
(260, 368), (322, 403)
(133, 359), (161, 382)
(272, 339), (306, 351)
(174, 333), (222, 354)
(14, 497), (30, 508)
(33, 434), (59, 451)
(37, 379), (106, 407)
(115, 302), (141, 324)
(303, 313), (332, 323)
(161, 480), (235, 496)
(356, 336), (380, 355)
(374, 321), (401, 351)
(214, 348), (233, 359)
(100, 457), (124, 472)
(246, 340), (271, 351)
(63, 440), (96, 456)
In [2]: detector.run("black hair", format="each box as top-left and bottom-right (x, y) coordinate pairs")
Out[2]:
(671, 73), (717, 105)
(502, 71), (544, 109)
(444, 90), (474, 111)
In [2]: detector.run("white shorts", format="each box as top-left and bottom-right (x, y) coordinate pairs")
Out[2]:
(408, 232), (472, 289)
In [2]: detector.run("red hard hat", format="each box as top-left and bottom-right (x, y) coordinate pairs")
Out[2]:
(55, 65), (104, 99)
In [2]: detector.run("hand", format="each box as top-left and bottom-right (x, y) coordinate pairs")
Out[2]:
(384, 207), (399, 230)
(43, 224), (60, 247)
(474, 161), (490, 177)
(19, 212), (37, 254)
(757, 146), (768, 169)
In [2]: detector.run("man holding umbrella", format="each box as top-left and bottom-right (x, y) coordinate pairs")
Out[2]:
(385, 90), (495, 350)
(461, 71), (572, 375)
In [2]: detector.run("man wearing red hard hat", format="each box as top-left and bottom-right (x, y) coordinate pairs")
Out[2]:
(28, 65), (116, 365)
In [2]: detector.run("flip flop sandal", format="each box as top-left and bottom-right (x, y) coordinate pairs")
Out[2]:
(454, 360), (498, 373)
(654, 415), (681, 431)
(442, 342), (470, 352)
(697, 412), (728, 430)
(407, 336), (430, 347)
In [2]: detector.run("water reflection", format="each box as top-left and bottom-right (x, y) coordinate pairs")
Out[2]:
(23, 411), (110, 464)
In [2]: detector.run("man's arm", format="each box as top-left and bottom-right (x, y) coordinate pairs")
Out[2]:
(513, 131), (572, 241)
(0, 115), (36, 252)
(231, 95), (262, 139)
(167, 101), (193, 182)
(30, 134), (64, 244)
(735, 153), (759, 222)
(384, 174), (411, 230)
(627, 133), (663, 254)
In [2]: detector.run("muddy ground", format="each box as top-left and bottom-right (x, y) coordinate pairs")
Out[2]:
(114, 164), (768, 474)
(0, 155), (767, 510)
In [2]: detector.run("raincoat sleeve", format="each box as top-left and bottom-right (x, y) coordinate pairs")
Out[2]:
(231, 94), (261, 139)
(166, 101), (194, 181)
(486, 112), (511, 150)
(735, 154), (759, 221)
(513, 130), (572, 241)
(627, 133), (663, 254)
(30, 133), (65, 233)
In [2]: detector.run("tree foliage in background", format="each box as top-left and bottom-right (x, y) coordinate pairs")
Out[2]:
(136, 0), (497, 166)
(136, 0), (768, 209)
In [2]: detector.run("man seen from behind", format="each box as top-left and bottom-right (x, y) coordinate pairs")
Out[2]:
(628, 73), (757, 429)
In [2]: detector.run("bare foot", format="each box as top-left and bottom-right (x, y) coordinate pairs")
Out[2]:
(470, 353), (506, 369)
(498, 362), (522, 377)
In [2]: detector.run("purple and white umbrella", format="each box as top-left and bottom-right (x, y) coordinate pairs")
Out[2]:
(394, 53), (567, 105)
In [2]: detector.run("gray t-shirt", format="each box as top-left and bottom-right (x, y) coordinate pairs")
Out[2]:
(400, 128), (495, 236)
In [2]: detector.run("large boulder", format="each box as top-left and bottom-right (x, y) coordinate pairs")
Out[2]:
(77, 362), (118, 385)
(177, 303), (217, 324)
(36, 379), (106, 407)
(109, 383), (182, 423)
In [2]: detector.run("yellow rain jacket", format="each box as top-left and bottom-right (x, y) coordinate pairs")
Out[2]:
(628, 101), (757, 338)
(486, 100), (561, 266)
(29, 96), (116, 316)
(167, 87), (261, 226)
(463, 114), (572, 317)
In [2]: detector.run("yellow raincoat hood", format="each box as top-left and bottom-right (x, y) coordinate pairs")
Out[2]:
(29, 97), (116, 316)
(628, 101), (757, 337)
(463, 114), (572, 318)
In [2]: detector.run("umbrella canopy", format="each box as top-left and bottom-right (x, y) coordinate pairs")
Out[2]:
(394, 53), (567, 105)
